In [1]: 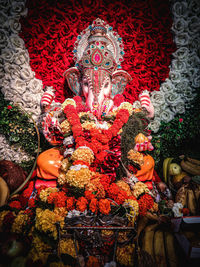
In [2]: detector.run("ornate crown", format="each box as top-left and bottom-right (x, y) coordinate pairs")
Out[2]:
(73, 18), (125, 71)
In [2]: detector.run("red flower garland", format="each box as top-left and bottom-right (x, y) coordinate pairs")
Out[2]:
(64, 104), (129, 160)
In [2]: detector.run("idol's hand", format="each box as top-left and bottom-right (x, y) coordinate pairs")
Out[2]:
(139, 90), (154, 118)
(41, 86), (55, 112)
(134, 136), (154, 152)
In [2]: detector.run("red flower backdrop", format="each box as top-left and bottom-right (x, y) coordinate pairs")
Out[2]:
(20, 0), (176, 104)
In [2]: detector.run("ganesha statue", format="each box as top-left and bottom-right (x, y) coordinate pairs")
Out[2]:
(37, 18), (166, 198)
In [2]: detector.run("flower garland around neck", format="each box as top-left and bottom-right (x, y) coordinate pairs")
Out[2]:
(57, 103), (130, 188)
(63, 104), (130, 162)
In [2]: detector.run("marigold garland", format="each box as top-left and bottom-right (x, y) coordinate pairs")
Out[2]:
(124, 199), (139, 225)
(116, 244), (135, 267)
(132, 181), (150, 199)
(89, 198), (98, 213)
(76, 196), (88, 212)
(28, 235), (51, 264)
(65, 168), (92, 188)
(39, 187), (58, 202)
(71, 147), (94, 164)
(35, 208), (64, 239)
(98, 199), (111, 215)
(116, 180), (132, 196)
(138, 194), (154, 216)
(11, 210), (29, 234)
(58, 238), (78, 257)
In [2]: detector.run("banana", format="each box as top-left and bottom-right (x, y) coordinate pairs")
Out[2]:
(186, 156), (200, 166)
(165, 231), (178, 267)
(0, 177), (10, 206)
(142, 224), (157, 256)
(180, 160), (200, 175)
(154, 230), (166, 267)
(136, 215), (149, 240)
(163, 158), (173, 184)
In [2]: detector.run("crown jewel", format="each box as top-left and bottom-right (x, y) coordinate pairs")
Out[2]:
(73, 18), (124, 69)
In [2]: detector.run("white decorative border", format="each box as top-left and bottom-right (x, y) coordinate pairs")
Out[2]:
(149, 0), (200, 132)
(0, 0), (43, 163)
(0, 0), (199, 162)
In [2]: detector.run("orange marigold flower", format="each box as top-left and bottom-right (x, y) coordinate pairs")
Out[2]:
(76, 197), (88, 212)
(66, 197), (75, 211)
(99, 199), (111, 215)
(85, 190), (96, 200)
(89, 198), (98, 213)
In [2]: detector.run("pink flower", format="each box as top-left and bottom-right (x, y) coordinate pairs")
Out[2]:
(7, 105), (13, 109)
(179, 118), (183, 123)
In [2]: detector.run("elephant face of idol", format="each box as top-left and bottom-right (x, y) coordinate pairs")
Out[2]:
(64, 18), (132, 117)
(64, 67), (131, 118)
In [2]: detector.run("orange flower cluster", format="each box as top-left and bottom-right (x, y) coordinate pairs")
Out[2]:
(98, 199), (111, 215)
(76, 197), (88, 212)
(47, 191), (67, 208)
(66, 197), (75, 211)
(107, 183), (129, 205)
(138, 194), (154, 216)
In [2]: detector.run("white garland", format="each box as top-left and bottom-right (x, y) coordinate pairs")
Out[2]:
(149, 0), (200, 132)
(0, 0), (199, 162)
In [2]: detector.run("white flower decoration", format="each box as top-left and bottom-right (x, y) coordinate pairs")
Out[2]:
(172, 202), (183, 217)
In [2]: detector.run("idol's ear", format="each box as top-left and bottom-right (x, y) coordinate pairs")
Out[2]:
(63, 67), (81, 95)
(111, 70), (132, 97)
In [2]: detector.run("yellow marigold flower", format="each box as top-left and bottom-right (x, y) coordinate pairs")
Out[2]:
(127, 150), (144, 166)
(85, 177), (105, 198)
(116, 244), (135, 266)
(60, 158), (70, 172)
(28, 235), (51, 264)
(71, 147), (94, 164)
(39, 187), (58, 202)
(101, 230), (114, 238)
(118, 102), (133, 115)
(11, 211), (29, 234)
(78, 111), (90, 117)
(117, 230), (132, 243)
(124, 199), (139, 225)
(60, 119), (71, 134)
(66, 168), (92, 188)
(132, 182), (150, 198)
(62, 98), (76, 109)
(58, 172), (67, 185)
(54, 207), (68, 218)
(0, 210), (9, 231)
(82, 121), (96, 130)
(116, 180), (132, 196)
(58, 238), (78, 257)
(35, 208), (64, 239)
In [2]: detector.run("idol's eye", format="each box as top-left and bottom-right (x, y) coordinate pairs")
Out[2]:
(104, 82), (109, 88)
(83, 82), (88, 86)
